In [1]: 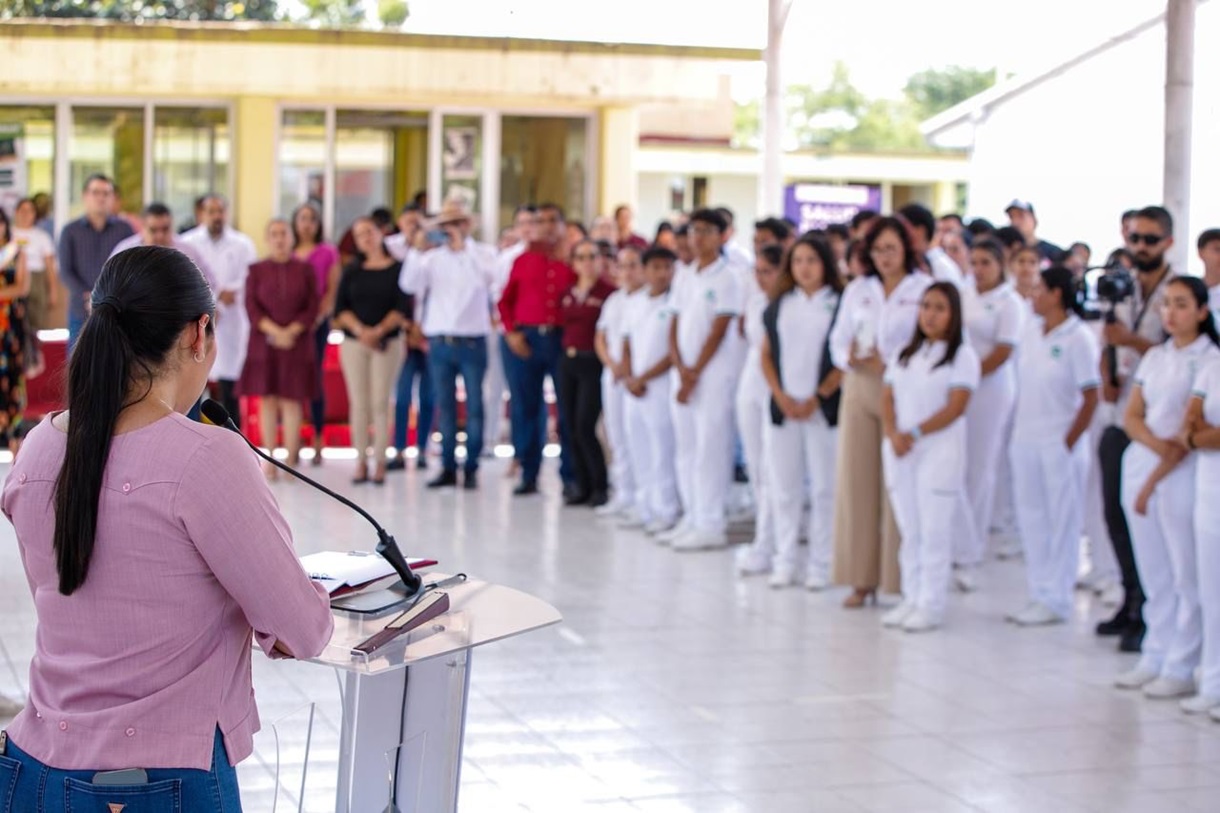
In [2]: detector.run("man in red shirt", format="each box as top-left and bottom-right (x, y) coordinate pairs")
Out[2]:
(498, 202), (577, 495)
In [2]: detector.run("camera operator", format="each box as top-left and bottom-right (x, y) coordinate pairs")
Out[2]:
(1095, 205), (1176, 653)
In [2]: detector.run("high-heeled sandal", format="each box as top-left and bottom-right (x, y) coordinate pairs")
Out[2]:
(842, 588), (877, 609)
(351, 466), (369, 485)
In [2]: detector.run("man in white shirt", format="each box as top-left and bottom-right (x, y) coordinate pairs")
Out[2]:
(110, 202), (217, 293)
(898, 203), (965, 287)
(666, 208), (745, 550)
(182, 195), (257, 429)
(400, 202), (497, 490)
(384, 204), (423, 263)
(716, 206), (755, 270)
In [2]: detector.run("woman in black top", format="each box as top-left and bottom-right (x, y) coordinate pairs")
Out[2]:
(333, 217), (413, 484)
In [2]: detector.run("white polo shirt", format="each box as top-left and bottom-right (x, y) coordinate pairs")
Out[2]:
(884, 340), (980, 435)
(399, 243), (496, 338)
(927, 246), (965, 287)
(965, 281), (1024, 362)
(829, 271), (932, 371)
(777, 286), (840, 401)
(597, 286), (643, 366)
(1133, 335), (1220, 438)
(12, 227), (54, 273)
(1191, 357), (1220, 481)
(669, 256), (744, 378)
(738, 286), (770, 403)
(1012, 314), (1100, 442)
(626, 290), (674, 378)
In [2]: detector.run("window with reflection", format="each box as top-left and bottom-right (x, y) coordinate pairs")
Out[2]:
(69, 107), (145, 220)
(278, 109), (327, 220)
(499, 116), (588, 231)
(153, 107), (230, 233)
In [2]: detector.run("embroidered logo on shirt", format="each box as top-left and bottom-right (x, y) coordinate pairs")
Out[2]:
(1051, 346), (1062, 358)
(705, 290), (717, 303)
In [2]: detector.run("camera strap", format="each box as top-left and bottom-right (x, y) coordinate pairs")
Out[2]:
(1132, 266), (1171, 335)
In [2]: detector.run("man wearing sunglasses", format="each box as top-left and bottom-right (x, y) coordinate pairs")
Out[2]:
(1094, 205), (1177, 655)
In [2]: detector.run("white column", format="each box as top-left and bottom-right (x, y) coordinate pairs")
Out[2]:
(1163, 0), (1195, 274)
(758, 0), (792, 217)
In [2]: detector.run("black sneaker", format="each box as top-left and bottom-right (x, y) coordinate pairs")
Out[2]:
(1119, 621), (1146, 653)
(427, 471), (458, 489)
(513, 481), (539, 496)
(564, 490), (591, 506)
(587, 491), (610, 508)
(463, 470), (479, 490)
(1096, 609), (1132, 637)
(385, 457), (406, 472)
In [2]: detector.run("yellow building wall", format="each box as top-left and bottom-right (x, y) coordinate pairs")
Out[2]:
(599, 107), (639, 215)
(234, 97), (277, 246)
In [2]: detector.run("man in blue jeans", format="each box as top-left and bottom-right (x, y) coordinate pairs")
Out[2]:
(58, 174), (134, 351)
(498, 203), (577, 496)
(398, 201), (496, 489)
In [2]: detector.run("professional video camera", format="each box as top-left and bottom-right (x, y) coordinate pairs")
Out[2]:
(1078, 262), (1135, 387)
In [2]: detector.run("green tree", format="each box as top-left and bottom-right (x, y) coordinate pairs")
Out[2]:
(378, 0), (409, 27)
(904, 66), (998, 120)
(0, 0), (278, 20)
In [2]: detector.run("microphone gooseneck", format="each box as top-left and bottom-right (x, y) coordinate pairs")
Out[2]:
(199, 399), (424, 597)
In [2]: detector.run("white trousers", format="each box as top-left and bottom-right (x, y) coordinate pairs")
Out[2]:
(735, 382), (774, 550)
(1195, 457), (1220, 697)
(883, 427), (966, 621)
(1124, 445), (1200, 681)
(602, 367), (635, 508)
(482, 332), (507, 452)
(671, 371), (738, 534)
(1010, 434), (1091, 618)
(624, 379), (679, 526)
(767, 415), (837, 578)
(959, 369), (1016, 566)
(990, 419), (1018, 538)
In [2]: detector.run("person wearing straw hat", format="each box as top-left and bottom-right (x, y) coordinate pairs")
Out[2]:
(400, 201), (497, 489)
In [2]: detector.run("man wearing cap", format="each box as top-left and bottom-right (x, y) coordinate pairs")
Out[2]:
(1005, 199), (1065, 266)
(400, 202), (497, 490)
(498, 202), (577, 496)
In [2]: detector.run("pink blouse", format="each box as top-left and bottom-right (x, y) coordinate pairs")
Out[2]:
(1, 414), (334, 770)
(300, 243), (340, 298)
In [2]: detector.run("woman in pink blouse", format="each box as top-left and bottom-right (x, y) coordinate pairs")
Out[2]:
(0, 245), (333, 811)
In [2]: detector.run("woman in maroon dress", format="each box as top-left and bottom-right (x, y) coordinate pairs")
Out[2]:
(239, 219), (320, 478)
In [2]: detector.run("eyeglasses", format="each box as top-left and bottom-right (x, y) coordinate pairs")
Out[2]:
(1128, 233), (1165, 247)
(572, 252), (598, 261)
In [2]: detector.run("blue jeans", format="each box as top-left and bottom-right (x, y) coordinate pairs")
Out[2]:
(0, 727), (242, 812)
(428, 336), (486, 474)
(502, 329), (573, 486)
(393, 348), (435, 455)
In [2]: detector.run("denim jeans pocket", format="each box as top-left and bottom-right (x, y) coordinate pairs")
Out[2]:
(0, 755), (19, 813)
(64, 777), (181, 813)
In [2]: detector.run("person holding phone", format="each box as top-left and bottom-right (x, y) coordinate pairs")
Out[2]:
(0, 246), (333, 811)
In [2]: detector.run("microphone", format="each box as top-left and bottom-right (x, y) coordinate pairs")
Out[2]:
(199, 399), (424, 601)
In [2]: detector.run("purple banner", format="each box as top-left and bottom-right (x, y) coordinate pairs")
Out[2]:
(784, 183), (882, 233)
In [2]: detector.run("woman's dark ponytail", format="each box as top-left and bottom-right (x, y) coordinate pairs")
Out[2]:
(53, 246), (214, 595)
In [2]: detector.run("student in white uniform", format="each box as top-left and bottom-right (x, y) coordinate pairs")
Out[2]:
(622, 247), (681, 535)
(957, 239), (1023, 584)
(1115, 277), (1220, 700)
(1181, 315), (1220, 716)
(1008, 267), (1100, 626)
(880, 282), (980, 631)
(594, 245), (647, 518)
(758, 235), (843, 589)
(734, 244), (784, 578)
(667, 209), (745, 551)
(829, 217), (933, 607)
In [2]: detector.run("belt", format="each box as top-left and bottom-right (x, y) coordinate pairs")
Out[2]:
(430, 335), (484, 345)
(518, 325), (558, 335)
(565, 348), (598, 358)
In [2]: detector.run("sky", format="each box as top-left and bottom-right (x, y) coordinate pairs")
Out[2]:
(402, 0), (1168, 99)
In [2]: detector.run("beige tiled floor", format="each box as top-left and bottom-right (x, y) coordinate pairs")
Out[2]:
(3, 456), (1220, 812)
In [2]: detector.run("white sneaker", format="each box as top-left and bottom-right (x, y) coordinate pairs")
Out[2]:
(1115, 665), (1161, 690)
(644, 519), (677, 537)
(594, 500), (624, 518)
(671, 529), (728, 552)
(881, 602), (915, 628)
(1005, 602), (1035, 623)
(1179, 694), (1220, 714)
(953, 568), (979, 593)
(804, 570), (831, 592)
(735, 547), (771, 576)
(657, 521), (692, 543)
(1100, 583), (1124, 608)
(618, 513), (647, 530)
(1012, 603), (1065, 627)
(902, 608), (941, 633)
(1143, 676), (1196, 700)
(995, 538), (1023, 560)
(768, 566), (797, 589)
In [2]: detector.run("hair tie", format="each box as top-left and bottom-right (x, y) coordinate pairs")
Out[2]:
(93, 295), (123, 314)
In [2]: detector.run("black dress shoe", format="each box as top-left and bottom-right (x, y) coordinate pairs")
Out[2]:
(416, 457), (428, 470)
(564, 491), (591, 507)
(513, 481), (539, 496)
(1119, 621), (1146, 653)
(562, 482), (580, 501)
(385, 457), (406, 472)
(1096, 609), (1132, 637)
(463, 470), (478, 490)
(587, 490), (610, 508)
(427, 471), (458, 489)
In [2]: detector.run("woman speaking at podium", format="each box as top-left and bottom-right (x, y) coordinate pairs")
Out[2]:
(0, 246), (334, 811)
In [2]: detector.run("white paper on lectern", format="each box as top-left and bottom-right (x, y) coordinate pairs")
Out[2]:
(300, 550), (432, 595)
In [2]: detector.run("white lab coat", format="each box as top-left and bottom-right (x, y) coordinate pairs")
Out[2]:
(181, 226), (256, 382)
